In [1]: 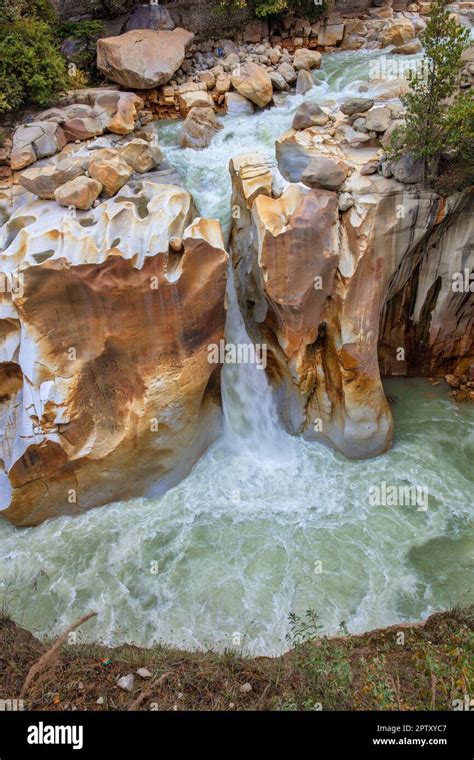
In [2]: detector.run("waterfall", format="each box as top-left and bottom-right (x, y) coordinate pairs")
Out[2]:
(221, 263), (288, 457)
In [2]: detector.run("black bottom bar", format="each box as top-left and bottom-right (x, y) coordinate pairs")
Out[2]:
(0, 710), (471, 757)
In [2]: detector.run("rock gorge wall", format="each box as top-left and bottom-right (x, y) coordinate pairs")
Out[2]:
(0, 183), (228, 526)
(229, 152), (473, 460)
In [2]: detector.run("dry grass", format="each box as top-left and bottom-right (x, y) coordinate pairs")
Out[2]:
(0, 608), (472, 711)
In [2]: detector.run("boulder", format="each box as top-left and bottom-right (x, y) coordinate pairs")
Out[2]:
(341, 34), (366, 51)
(19, 160), (85, 200)
(380, 20), (415, 47)
(88, 149), (133, 196)
(364, 78), (409, 100)
(389, 152), (424, 184)
(198, 71), (216, 90)
(360, 160), (379, 175)
(224, 92), (254, 115)
(269, 71), (289, 91)
(178, 107), (223, 150)
(62, 116), (104, 141)
(125, 4), (175, 31)
(120, 139), (162, 173)
(301, 156), (348, 190)
(11, 122), (67, 171)
(364, 106), (391, 132)
(215, 73), (231, 95)
(54, 176), (103, 210)
(94, 91), (144, 135)
(340, 98), (374, 116)
(230, 62), (273, 108)
(277, 62), (297, 85)
(178, 90), (215, 117)
(318, 22), (345, 46)
(97, 28), (195, 89)
(380, 118), (405, 149)
(293, 49), (322, 71)
(393, 38), (423, 55)
(335, 124), (372, 148)
(292, 102), (329, 130)
(296, 70), (314, 95)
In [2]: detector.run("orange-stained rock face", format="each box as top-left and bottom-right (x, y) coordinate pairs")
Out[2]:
(0, 183), (228, 526)
(230, 150), (473, 459)
(231, 158), (392, 459)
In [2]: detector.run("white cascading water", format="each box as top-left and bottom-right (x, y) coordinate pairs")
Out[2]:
(0, 49), (472, 655)
(221, 265), (290, 458)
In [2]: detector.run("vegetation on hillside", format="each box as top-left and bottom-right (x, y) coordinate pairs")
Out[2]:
(390, 0), (473, 192)
(1, 607), (472, 711)
(218, 0), (329, 21)
(0, 0), (68, 113)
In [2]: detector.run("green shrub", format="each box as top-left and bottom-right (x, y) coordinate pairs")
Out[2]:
(390, 0), (472, 190)
(0, 0), (67, 112)
(218, 0), (329, 19)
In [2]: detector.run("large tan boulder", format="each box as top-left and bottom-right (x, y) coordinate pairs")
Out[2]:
(230, 62), (273, 108)
(178, 107), (223, 150)
(88, 149), (133, 197)
(0, 183), (228, 525)
(120, 139), (162, 173)
(293, 49), (322, 71)
(380, 20), (416, 47)
(178, 90), (215, 117)
(19, 159), (85, 200)
(393, 38), (423, 55)
(97, 28), (194, 89)
(54, 176), (103, 210)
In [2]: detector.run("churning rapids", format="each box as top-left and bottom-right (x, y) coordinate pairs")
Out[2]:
(0, 50), (473, 656)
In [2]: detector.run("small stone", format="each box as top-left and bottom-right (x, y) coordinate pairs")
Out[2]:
(239, 682), (252, 694)
(137, 667), (152, 679)
(360, 160), (379, 175)
(338, 192), (354, 211)
(117, 674), (134, 692)
(96, 696), (105, 704)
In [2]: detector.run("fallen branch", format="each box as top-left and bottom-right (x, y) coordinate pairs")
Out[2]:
(128, 671), (172, 712)
(20, 611), (97, 699)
